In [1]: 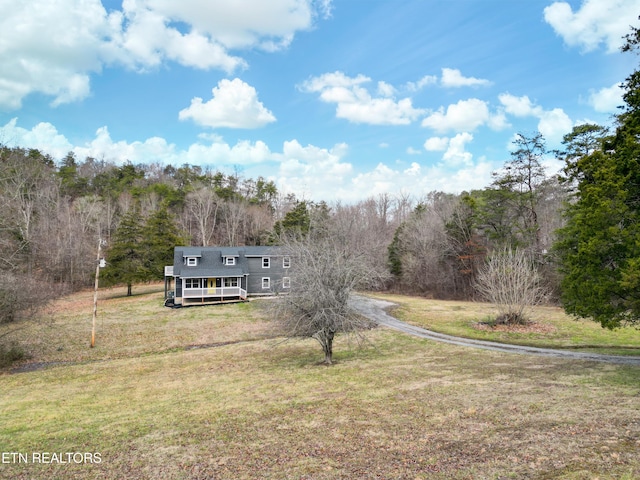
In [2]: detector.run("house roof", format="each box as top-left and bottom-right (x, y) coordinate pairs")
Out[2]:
(180, 248), (202, 257)
(178, 267), (245, 279)
(172, 245), (284, 278)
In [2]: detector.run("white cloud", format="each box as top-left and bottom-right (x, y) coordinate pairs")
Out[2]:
(75, 126), (182, 165)
(0, 118), (74, 159)
(0, 117), (496, 202)
(421, 98), (505, 133)
(115, 0), (332, 69)
(442, 132), (474, 166)
(114, 0), (331, 69)
(543, 0), (638, 53)
(538, 108), (573, 145)
(0, 0), (113, 110)
(350, 158), (494, 200)
(179, 78), (276, 129)
(301, 71), (425, 125)
(405, 74), (438, 92)
(2, 115), (351, 201)
(377, 81), (396, 97)
(406, 69), (490, 91)
(184, 138), (272, 166)
(336, 98), (424, 125)
(273, 140), (354, 199)
(423, 133), (474, 166)
(589, 82), (624, 112)
(406, 146), (422, 155)
(0, 0), (330, 110)
(0, 117), (273, 167)
(351, 163), (399, 198)
(302, 71), (369, 92)
(498, 93), (543, 117)
(136, 0), (324, 51)
(440, 68), (491, 88)
(498, 93), (573, 145)
(405, 162), (421, 175)
(423, 136), (449, 151)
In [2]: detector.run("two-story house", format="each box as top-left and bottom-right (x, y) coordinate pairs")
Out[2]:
(164, 246), (290, 306)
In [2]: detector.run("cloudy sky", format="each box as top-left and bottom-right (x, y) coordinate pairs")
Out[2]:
(0, 0), (636, 201)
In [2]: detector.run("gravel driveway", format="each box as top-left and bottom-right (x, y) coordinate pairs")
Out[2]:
(350, 295), (640, 366)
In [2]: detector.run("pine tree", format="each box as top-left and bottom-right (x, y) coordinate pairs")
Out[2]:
(102, 208), (145, 296)
(142, 206), (187, 280)
(554, 24), (640, 328)
(487, 132), (547, 251)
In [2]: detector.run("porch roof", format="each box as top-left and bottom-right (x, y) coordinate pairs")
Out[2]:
(178, 267), (246, 279)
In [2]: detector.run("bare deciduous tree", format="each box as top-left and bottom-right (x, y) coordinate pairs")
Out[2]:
(244, 204), (274, 245)
(475, 247), (547, 325)
(0, 147), (65, 322)
(271, 227), (386, 365)
(332, 196), (397, 288)
(393, 192), (463, 297)
(222, 198), (246, 246)
(185, 187), (220, 246)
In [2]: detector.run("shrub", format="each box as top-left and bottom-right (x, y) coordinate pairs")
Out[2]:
(475, 247), (547, 325)
(0, 343), (25, 368)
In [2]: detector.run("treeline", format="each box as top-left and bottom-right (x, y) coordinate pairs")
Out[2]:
(0, 129), (565, 318)
(0, 119), (632, 326)
(0, 125), (612, 319)
(0, 149), (285, 320)
(2, 23), (639, 329)
(388, 132), (568, 300)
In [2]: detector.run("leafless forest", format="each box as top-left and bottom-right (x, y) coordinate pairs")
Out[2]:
(0, 131), (570, 325)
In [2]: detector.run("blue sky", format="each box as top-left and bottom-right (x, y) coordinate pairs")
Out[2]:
(0, 0), (637, 202)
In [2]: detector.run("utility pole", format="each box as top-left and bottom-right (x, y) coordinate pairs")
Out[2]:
(91, 238), (105, 348)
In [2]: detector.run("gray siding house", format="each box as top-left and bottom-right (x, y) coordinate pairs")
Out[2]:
(165, 246), (290, 306)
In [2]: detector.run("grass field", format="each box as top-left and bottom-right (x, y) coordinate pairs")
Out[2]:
(371, 293), (640, 356)
(1, 286), (639, 479)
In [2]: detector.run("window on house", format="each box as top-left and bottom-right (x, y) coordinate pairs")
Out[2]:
(225, 256), (235, 266)
(186, 257), (197, 266)
(262, 277), (270, 289)
(184, 278), (201, 288)
(282, 277), (290, 289)
(262, 257), (270, 268)
(283, 256), (290, 268)
(224, 277), (238, 287)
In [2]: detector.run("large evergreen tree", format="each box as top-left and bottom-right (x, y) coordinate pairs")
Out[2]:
(554, 25), (640, 328)
(102, 208), (145, 296)
(142, 205), (187, 279)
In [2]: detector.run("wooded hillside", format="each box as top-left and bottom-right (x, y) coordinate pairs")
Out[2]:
(2, 24), (640, 331)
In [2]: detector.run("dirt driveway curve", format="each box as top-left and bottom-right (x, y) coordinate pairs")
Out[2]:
(350, 295), (640, 366)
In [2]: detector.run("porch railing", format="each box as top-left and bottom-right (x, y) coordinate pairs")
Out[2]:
(183, 287), (247, 299)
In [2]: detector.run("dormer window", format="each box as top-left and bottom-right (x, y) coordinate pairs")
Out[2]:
(186, 257), (198, 267)
(225, 256), (236, 266)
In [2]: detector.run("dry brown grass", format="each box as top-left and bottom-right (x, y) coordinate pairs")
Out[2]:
(370, 292), (640, 355)
(2, 283), (271, 367)
(0, 288), (639, 479)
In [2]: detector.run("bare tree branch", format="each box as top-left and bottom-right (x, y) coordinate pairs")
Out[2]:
(269, 222), (387, 364)
(475, 247), (547, 324)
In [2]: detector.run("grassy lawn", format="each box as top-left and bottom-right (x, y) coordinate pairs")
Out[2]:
(2, 284), (271, 366)
(0, 287), (639, 479)
(370, 293), (640, 356)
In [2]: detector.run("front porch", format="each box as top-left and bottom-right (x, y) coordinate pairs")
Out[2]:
(174, 275), (248, 306)
(181, 286), (248, 305)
